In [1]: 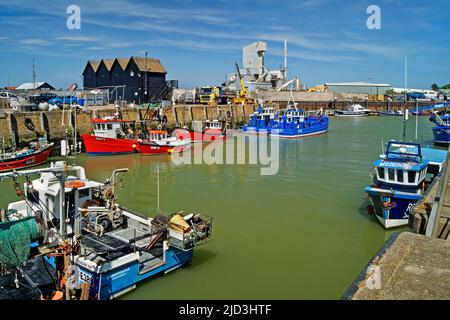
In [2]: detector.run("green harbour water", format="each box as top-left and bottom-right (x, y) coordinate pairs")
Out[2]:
(0, 116), (439, 299)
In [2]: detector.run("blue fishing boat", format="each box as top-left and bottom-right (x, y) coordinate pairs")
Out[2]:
(270, 107), (329, 138)
(0, 163), (213, 300)
(242, 106), (278, 134)
(429, 112), (450, 144)
(365, 141), (446, 229)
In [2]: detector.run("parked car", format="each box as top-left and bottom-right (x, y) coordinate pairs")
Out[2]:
(48, 96), (78, 107)
(0, 91), (25, 104)
(29, 92), (58, 103)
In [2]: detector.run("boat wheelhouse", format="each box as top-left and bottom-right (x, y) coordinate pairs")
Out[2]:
(270, 108), (329, 139)
(81, 117), (139, 155)
(242, 106), (277, 134)
(429, 113), (450, 144)
(202, 120), (226, 141)
(0, 162), (213, 300)
(173, 119), (226, 143)
(365, 141), (447, 229)
(137, 130), (190, 156)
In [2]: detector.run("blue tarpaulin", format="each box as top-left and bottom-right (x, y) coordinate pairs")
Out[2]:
(408, 102), (450, 113)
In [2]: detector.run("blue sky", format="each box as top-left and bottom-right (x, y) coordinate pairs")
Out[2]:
(0, 0), (449, 89)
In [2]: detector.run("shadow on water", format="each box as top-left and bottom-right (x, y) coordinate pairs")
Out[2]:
(185, 248), (218, 271)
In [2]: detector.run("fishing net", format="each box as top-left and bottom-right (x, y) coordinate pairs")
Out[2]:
(0, 215), (41, 267)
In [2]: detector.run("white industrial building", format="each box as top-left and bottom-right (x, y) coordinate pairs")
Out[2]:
(224, 41), (297, 92)
(325, 82), (392, 95)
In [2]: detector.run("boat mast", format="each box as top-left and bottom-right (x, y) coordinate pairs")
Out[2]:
(157, 166), (160, 211)
(403, 109), (408, 141)
(415, 96), (419, 140)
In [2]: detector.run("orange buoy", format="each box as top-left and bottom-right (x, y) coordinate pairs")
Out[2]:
(65, 180), (86, 189)
(51, 291), (64, 300)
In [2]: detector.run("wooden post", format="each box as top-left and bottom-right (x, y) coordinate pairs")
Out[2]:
(80, 282), (91, 300)
(64, 253), (71, 300)
(8, 114), (19, 149)
(40, 112), (50, 141)
(204, 105), (208, 121)
(428, 146), (450, 238)
(172, 105), (179, 127)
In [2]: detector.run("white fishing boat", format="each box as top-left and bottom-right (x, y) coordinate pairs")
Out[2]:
(335, 104), (372, 117)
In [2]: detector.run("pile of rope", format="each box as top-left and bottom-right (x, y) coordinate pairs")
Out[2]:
(0, 216), (41, 267)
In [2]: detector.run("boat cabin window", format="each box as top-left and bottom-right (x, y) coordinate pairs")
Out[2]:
(78, 188), (90, 199)
(408, 171), (416, 184)
(107, 124), (113, 130)
(397, 170), (404, 183)
(26, 189), (40, 204)
(377, 167), (385, 180)
(388, 169), (395, 181)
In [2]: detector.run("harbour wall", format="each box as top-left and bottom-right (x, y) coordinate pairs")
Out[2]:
(0, 101), (436, 148)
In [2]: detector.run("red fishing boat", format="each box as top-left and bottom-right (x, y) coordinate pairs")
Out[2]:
(174, 120), (226, 143)
(81, 117), (140, 155)
(137, 130), (191, 156)
(0, 139), (53, 173)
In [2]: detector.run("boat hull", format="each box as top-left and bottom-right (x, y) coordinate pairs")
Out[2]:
(334, 112), (370, 117)
(82, 134), (139, 155)
(137, 141), (190, 156)
(365, 186), (420, 229)
(242, 125), (271, 134)
(378, 111), (403, 116)
(432, 126), (450, 144)
(174, 128), (225, 143)
(271, 120), (329, 139)
(0, 145), (53, 173)
(77, 247), (193, 300)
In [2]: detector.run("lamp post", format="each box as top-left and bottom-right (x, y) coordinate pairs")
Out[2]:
(145, 51), (148, 103)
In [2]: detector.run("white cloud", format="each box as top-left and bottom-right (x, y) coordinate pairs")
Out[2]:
(53, 36), (98, 42)
(19, 38), (49, 46)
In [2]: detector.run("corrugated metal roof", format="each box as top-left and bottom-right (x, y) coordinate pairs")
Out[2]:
(131, 56), (166, 74)
(325, 82), (391, 87)
(16, 82), (52, 90)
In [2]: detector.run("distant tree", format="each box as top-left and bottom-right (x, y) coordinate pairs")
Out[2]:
(431, 83), (439, 91)
(385, 89), (396, 95)
(442, 84), (450, 90)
